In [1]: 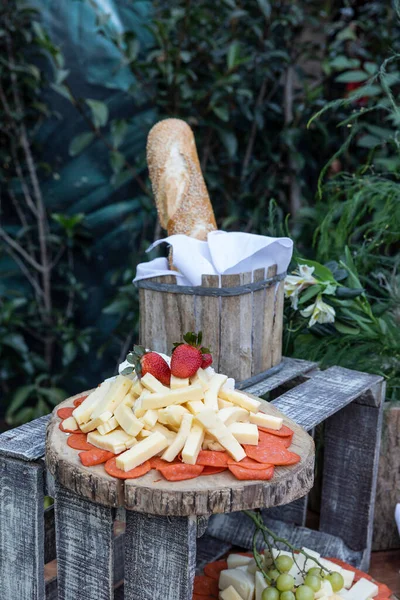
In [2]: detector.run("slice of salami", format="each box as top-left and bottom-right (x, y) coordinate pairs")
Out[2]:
(258, 430), (288, 446)
(281, 451), (301, 465)
(158, 463), (204, 481)
(228, 464), (274, 481)
(73, 396), (88, 407)
(227, 456), (274, 470)
(193, 574), (219, 597)
(258, 424), (293, 437)
(105, 457), (151, 480)
(149, 456), (171, 469)
(79, 448), (115, 466)
(203, 559), (228, 581)
(196, 450), (230, 467)
(244, 443), (295, 465)
(199, 466), (227, 476)
(67, 434), (95, 451)
(57, 406), (74, 420)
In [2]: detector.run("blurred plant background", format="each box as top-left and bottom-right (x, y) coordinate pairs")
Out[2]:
(0, 0), (399, 427)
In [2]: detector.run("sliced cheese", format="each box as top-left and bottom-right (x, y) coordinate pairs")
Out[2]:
(346, 578), (378, 599)
(72, 380), (112, 425)
(181, 423), (205, 465)
(162, 413), (193, 462)
(87, 428), (134, 454)
(91, 375), (133, 420)
(341, 567), (355, 589)
(219, 569), (254, 600)
(121, 391), (136, 408)
(151, 423), (177, 443)
(202, 439), (225, 452)
(62, 416), (79, 431)
(196, 409), (246, 462)
(114, 403), (144, 437)
(218, 389), (261, 413)
(134, 390), (150, 418)
(228, 422), (258, 445)
(116, 431), (168, 471)
(315, 580), (333, 599)
(80, 411), (113, 433)
(186, 400), (206, 415)
(249, 412), (283, 431)
(255, 572), (268, 600)
(140, 372), (169, 394)
(204, 373), (228, 411)
(218, 398), (234, 409)
(138, 429), (153, 439)
(170, 375), (189, 389)
(131, 379), (143, 397)
(219, 407), (249, 426)
(142, 409), (158, 429)
(141, 383), (204, 410)
(227, 555), (252, 569)
(158, 405), (190, 428)
(220, 585), (245, 600)
(191, 367), (210, 391)
(97, 416), (118, 436)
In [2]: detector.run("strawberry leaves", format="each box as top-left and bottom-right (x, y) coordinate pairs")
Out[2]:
(172, 331), (211, 355)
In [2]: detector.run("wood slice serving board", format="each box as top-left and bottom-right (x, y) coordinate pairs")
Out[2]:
(46, 390), (315, 516)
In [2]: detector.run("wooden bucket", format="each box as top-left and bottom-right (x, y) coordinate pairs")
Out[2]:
(137, 265), (285, 385)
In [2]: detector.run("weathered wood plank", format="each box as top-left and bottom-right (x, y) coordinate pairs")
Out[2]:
(54, 483), (115, 600)
(45, 505), (56, 564)
(0, 457), (44, 600)
(271, 278), (284, 367)
(0, 414), (49, 460)
(125, 512), (197, 600)
(251, 268), (266, 376)
(266, 496), (308, 527)
(219, 274), (242, 378)
(263, 265), (278, 370)
(320, 399), (384, 570)
(239, 272), (253, 381)
(161, 275), (185, 352)
(196, 535), (232, 573)
(243, 357), (316, 397)
(272, 366), (384, 430)
(198, 274), (221, 370)
(139, 277), (169, 353)
(373, 403), (400, 550)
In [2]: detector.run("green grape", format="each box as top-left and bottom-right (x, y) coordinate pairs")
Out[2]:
(327, 571), (344, 592)
(267, 569), (281, 582)
(304, 574), (321, 592)
(276, 574), (295, 592)
(275, 555), (294, 573)
(262, 588), (280, 600)
(307, 567), (324, 578)
(295, 585), (314, 600)
(280, 592), (296, 600)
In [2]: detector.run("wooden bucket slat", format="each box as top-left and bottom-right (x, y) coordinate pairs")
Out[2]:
(198, 274), (221, 370)
(139, 277), (168, 353)
(262, 264), (278, 370)
(219, 273), (242, 377)
(272, 276), (285, 366)
(160, 275), (183, 353)
(238, 272), (253, 381)
(251, 267), (266, 376)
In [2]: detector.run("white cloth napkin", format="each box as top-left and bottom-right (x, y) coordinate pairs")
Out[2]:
(133, 231), (293, 287)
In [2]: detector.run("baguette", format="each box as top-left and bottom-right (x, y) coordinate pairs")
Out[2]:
(147, 118), (217, 240)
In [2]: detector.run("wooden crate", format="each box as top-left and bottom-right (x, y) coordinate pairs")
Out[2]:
(137, 267), (285, 382)
(0, 358), (386, 600)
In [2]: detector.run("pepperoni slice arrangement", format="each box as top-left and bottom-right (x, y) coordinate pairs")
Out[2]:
(57, 406), (300, 482)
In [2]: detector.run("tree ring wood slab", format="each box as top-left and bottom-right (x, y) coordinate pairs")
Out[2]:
(46, 390), (315, 516)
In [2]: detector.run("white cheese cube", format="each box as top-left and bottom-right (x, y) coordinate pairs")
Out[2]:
(204, 373), (228, 411)
(62, 416), (79, 431)
(134, 390), (150, 418)
(288, 554), (306, 586)
(302, 547), (321, 573)
(346, 578), (378, 599)
(125, 436), (138, 449)
(186, 400), (206, 415)
(91, 375), (132, 420)
(315, 579), (333, 599)
(318, 558), (343, 575)
(72, 380), (112, 425)
(341, 568), (355, 589)
(97, 416), (119, 436)
(131, 379), (143, 397)
(255, 572), (268, 600)
(218, 389), (261, 413)
(158, 405), (190, 428)
(191, 367), (210, 391)
(195, 409), (246, 462)
(203, 439), (225, 452)
(246, 559), (258, 574)
(219, 407), (250, 426)
(181, 423), (204, 465)
(116, 431), (168, 471)
(218, 398), (234, 409)
(79, 411), (113, 433)
(162, 413), (193, 462)
(220, 585), (245, 600)
(87, 428), (134, 454)
(227, 555), (252, 569)
(121, 391), (136, 408)
(219, 569), (254, 600)
(141, 384), (204, 410)
(170, 375), (189, 389)
(151, 423), (177, 444)
(140, 372), (169, 393)
(249, 412), (283, 431)
(228, 422), (258, 445)
(138, 429), (153, 439)
(142, 409), (158, 429)
(114, 403), (144, 437)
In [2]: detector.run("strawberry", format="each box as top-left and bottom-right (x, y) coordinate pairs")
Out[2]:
(201, 353), (213, 369)
(123, 345), (171, 386)
(171, 332), (212, 378)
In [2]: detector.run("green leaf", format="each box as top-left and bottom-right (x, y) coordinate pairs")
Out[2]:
(336, 287), (364, 299)
(111, 119), (128, 149)
(1, 333), (28, 354)
(69, 132), (95, 157)
(212, 105), (229, 122)
(329, 56), (360, 71)
(298, 285), (321, 305)
(227, 42), (241, 70)
(364, 62), (378, 75)
(256, 0), (271, 18)
(86, 99), (109, 128)
(62, 341), (77, 366)
(335, 70), (369, 83)
(296, 258), (335, 282)
(38, 387), (67, 405)
(6, 385), (35, 418)
(357, 134), (381, 149)
(110, 151), (125, 174)
(50, 83), (72, 101)
(121, 366), (134, 376)
(334, 321), (360, 335)
(217, 128), (238, 158)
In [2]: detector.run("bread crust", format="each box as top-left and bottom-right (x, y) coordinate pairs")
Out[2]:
(147, 118), (217, 240)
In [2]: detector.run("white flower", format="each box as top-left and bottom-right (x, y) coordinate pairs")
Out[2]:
(300, 295), (336, 328)
(284, 265), (318, 310)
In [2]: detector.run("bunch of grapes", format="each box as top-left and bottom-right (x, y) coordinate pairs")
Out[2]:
(261, 555), (344, 600)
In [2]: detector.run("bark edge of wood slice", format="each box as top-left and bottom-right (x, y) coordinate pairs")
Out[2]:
(46, 390), (315, 516)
